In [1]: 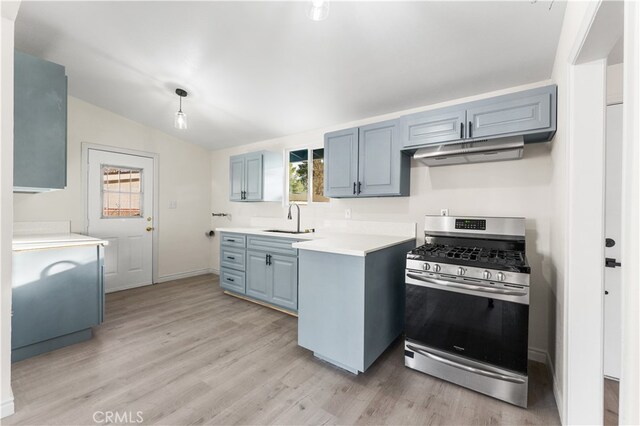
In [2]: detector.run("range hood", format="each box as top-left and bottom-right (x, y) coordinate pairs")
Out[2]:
(413, 136), (524, 167)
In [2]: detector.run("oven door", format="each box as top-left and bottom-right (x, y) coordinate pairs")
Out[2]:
(405, 270), (529, 374)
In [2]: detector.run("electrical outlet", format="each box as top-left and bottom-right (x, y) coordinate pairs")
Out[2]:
(440, 209), (449, 216)
(345, 208), (352, 219)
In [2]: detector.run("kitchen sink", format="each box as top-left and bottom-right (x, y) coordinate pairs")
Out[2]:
(264, 229), (312, 234)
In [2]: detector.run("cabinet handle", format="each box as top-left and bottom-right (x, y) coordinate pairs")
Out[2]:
(227, 277), (235, 282)
(358, 182), (362, 194)
(267, 254), (272, 265)
(353, 182), (356, 195)
(460, 122), (464, 139)
(226, 256), (235, 260)
(468, 121), (473, 138)
(227, 239), (235, 242)
(266, 254), (269, 265)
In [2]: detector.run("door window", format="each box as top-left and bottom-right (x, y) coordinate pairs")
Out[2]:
(101, 166), (143, 218)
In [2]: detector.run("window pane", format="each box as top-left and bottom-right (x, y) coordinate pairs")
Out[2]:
(312, 148), (329, 202)
(101, 165), (143, 218)
(289, 149), (308, 202)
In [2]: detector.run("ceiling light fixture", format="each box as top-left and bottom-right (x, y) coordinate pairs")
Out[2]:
(307, 0), (329, 22)
(174, 88), (188, 130)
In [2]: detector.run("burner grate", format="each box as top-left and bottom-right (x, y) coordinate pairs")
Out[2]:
(411, 244), (525, 267)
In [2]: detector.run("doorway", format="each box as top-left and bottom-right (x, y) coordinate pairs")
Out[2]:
(85, 147), (157, 293)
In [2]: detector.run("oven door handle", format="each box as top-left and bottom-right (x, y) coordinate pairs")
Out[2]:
(406, 273), (527, 296)
(406, 344), (526, 384)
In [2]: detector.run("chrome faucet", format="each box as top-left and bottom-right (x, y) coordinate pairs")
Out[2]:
(287, 202), (301, 233)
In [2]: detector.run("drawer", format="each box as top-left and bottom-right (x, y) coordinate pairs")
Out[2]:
(220, 268), (245, 294)
(220, 246), (245, 271)
(221, 233), (246, 248)
(247, 236), (298, 256)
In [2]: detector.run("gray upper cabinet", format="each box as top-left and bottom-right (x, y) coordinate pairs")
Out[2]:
(400, 85), (557, 149)
(229, 157), (245, 201)
(467, 88), (554, 140)
(244, 153), (263, 201)
(400, 106), (466, 148)
(229, 151), (282, 202)
(324, 120), (410, 198)
(14, 51), (68, 193)
(358, 120), (409, 197)
(324, 128), (359, 198)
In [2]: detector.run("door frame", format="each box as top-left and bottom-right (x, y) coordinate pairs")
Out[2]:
(562, 0), (638, 424)
(81, 142), (159, 284)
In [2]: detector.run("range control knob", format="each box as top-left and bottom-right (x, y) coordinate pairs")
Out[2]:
(457, 267), (466, 276)
(423, 263), (431, 271)
(483, 270), (492, 280)
(433, 264), (441, 272)
(496, 272), (506, 282)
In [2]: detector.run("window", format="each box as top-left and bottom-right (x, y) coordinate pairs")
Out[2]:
(102, 166), (143, 217)
(288, 148), (328, 203)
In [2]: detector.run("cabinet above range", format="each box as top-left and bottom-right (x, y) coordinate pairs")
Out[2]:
(229, 151), (283, 202)
(400, 84), (557, 149)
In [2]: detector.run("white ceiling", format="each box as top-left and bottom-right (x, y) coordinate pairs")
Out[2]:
(15, 1), (567, 151)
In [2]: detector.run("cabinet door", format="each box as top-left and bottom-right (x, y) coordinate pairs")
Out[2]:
(244, 153), (263, 201)
(466, 90), (552, 139)
(324, 128), (359, 198)
(246, 250), (270, 300)
(229, 156), (245, 201)
(358, 120), (406, 197)
(14, 51), (68, 191)
(269, 254), (298, 311)
(400, 106), (466, 148)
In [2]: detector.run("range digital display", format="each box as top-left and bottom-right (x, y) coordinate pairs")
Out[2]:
(455, 219), (486, 230)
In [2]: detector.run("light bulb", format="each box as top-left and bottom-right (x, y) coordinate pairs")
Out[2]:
(174, 111), (187, 130)
(308, 0), (329, 21)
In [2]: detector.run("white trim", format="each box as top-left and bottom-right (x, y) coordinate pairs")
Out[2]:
(1, 397), (14, 418)
(155, 268), (216, 284)
(81, 143), (160, 284)
(547, 350), (563, 424)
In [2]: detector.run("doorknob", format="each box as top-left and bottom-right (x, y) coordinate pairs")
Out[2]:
(147, 217), (152, 222)
(146, 226), (155, 232)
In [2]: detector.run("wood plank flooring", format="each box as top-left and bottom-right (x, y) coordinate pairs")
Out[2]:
(6, 274), (560, 425)
(604, 378), (619, 425)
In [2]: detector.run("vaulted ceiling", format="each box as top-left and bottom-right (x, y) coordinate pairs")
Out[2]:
(15, 1), (566, 150)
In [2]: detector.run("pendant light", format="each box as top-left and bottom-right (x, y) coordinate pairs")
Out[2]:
(174, 88), (188, 130)
(307, 0), (329, 21)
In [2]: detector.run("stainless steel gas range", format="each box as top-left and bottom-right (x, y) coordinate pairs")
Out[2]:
(404, 215), (531, 408)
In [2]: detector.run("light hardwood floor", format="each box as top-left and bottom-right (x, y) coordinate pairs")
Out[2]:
(6, 274), (560, 425)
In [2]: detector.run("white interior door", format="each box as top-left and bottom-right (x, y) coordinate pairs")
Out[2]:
(88, 149), (154, 293)
(604, 103), (623, 379)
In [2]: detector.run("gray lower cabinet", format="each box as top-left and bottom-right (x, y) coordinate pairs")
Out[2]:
(14, 51), (68, 193)
(12, 244), (104, 362)
(219, 232), (298, 312)
(400, 84), (557, 149)
(324, 119), (410, 198)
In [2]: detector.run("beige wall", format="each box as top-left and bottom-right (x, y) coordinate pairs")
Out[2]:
(211, 80), (555, 357)
(14, 96), (214, 280)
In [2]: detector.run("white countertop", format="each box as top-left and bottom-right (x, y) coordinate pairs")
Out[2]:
(216, 227), (416, 257)
(292, 234), (416, 256)
(13, 233), (109, 252)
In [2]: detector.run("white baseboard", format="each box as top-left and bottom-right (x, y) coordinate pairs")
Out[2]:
(528, 347), (548, 364)
(155, 268), (216, 284)
(547, 351), (564, 425)
(1, 397), (15, 418)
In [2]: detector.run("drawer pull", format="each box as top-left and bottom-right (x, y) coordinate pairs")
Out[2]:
(227, 277), (235, 282)
(226, 256), (235, 260)
(227, 239), (236, 242)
